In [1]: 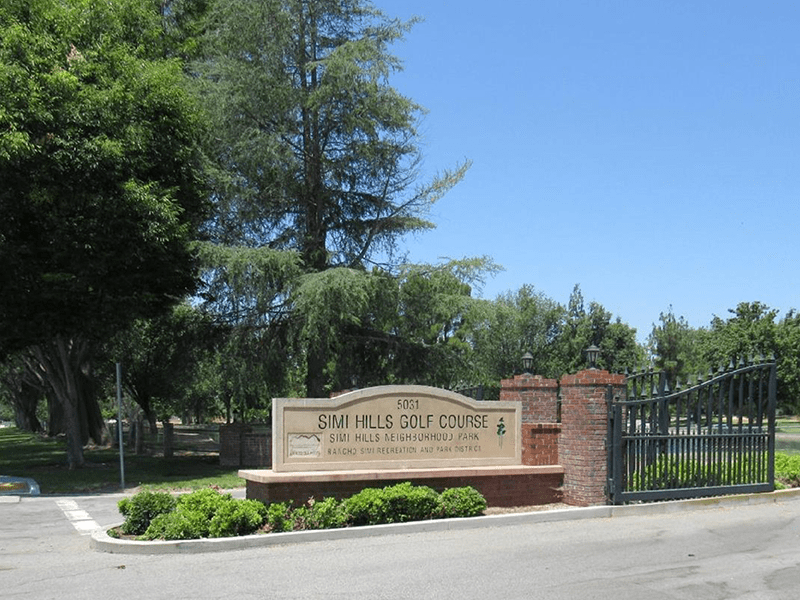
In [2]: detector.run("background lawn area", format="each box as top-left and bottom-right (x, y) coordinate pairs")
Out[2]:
(0, 428), (243, 494)
(776, 417), (800, 455)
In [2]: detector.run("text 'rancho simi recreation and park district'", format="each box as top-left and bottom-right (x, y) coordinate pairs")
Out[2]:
(272, 386), (521, 472)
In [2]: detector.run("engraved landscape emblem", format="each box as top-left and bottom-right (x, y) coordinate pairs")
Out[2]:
(287, 433), (322, 457)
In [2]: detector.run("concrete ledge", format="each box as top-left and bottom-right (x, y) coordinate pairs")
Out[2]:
(91, 487), (800, 555)
(239, 464), (563, 483)
(609, 486), (800, 517)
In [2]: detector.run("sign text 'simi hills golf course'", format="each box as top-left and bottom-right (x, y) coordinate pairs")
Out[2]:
(272, 386), (521, 472)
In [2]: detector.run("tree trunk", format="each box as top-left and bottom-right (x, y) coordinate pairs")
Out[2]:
(147, 412), (158, 436)
(46, 390), (64, 437)
(305, 340), (327, 399)
(162, 420), (174, 458)
(29, 337), (90, 469)
(135, 415), (145, 455)
(5, 377), (42, 433)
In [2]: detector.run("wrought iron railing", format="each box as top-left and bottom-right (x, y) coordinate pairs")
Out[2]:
(608, 357), (777, 504)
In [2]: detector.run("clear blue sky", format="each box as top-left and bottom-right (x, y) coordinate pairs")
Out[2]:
(377, 0), (800, 341)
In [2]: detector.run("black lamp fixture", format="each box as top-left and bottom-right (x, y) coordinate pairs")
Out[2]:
(522, 351), (533, 374)
(585, 345), (600, 370)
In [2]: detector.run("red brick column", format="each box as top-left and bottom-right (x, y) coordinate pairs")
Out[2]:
(521, 423), (560, 466)
(500, 374), (559, 423)
(559, 369), (625, 506)
(501, 374), (561, 468)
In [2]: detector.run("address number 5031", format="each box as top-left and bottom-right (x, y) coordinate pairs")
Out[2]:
(396, 398), (419, 410)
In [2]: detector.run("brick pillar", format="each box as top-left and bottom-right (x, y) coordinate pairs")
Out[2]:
(559, 369), (625, 506)
(501, 374), (561, 467)
(499, 373), (559, 423)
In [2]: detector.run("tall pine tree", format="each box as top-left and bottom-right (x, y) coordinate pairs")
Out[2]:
(197, 0), (469, 396)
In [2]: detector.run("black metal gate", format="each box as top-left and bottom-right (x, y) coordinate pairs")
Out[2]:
(607, 358), (776, 504)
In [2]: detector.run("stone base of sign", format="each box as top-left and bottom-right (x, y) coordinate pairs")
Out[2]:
(240, 465), (564, 508)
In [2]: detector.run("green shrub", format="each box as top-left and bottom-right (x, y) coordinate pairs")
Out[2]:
(208, 499), (267, 538)
(775, 452), (800, 488)
(118, 483), (490, 540)
(124, 487), (268, 540)
(142, 510), (207, 541)
(169, 488), (234, 538)
(342, 487), (386, 526)
(265, 502), (294, 533)
(118, 491), (176, 536)
(342, 482), (440, 525)
(381, 482), (439, 523)
(437, 486), (487, 518)
(177, 488), (232, 519)
(291, 497), (347, 531)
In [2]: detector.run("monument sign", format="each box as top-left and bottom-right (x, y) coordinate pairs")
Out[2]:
(272, 385), (520, 472)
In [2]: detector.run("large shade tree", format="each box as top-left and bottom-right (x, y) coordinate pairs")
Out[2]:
(196, 0), (469, 396)
(0, 0), (207, 467)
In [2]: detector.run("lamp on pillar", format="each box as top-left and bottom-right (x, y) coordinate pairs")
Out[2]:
(521, 351), (533, 374)
(585, 345), (600, 370)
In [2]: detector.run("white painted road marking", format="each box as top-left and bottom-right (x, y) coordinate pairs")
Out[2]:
(55, 499), (101, 535)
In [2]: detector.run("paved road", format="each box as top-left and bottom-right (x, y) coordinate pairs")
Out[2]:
(2, 491), (799, 599)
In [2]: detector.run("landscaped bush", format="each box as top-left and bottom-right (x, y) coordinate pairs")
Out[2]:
(291, 497), (348, 530)
(775, 452), (800, 489)
(437, 486), (488, 518)
(341, 487), (386, 526)
(629, 453), (800, 492)
(264, 501), (294, 533)
(117, 483), (488, 540)
(177, 487), (233, 518)
(628, 453), (775, 492)
(208, 499), (268, 538)
(141, 510), (207, 541)
(141, 488), (265, 540)
(380, 482), (440, 523)
(341, 482), (460, 526)
(171, 487), (233, 537)
(118, 491), (177, 536)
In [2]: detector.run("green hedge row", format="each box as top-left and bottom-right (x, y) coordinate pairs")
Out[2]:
(627, 451), (800, 492)
(116, 483), (488, 541)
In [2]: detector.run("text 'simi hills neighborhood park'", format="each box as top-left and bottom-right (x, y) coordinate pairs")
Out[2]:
(2, 0), (800, 597)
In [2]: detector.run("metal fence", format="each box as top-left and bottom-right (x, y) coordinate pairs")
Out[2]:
(452, 384), (501, 401)
(608, 358), (776, 504)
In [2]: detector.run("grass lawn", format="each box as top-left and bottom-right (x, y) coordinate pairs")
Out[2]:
(776, 417), (800, 455)
(0, 428), (243, 494)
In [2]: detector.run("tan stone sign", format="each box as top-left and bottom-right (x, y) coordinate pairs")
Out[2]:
(272, 385), (520, 472)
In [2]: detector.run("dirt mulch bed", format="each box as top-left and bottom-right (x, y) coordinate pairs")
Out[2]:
(483, 503), (571, 515)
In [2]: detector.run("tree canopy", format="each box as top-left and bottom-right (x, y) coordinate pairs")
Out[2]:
(0, 0), (206, 352)
(0, 0), (207, 466)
